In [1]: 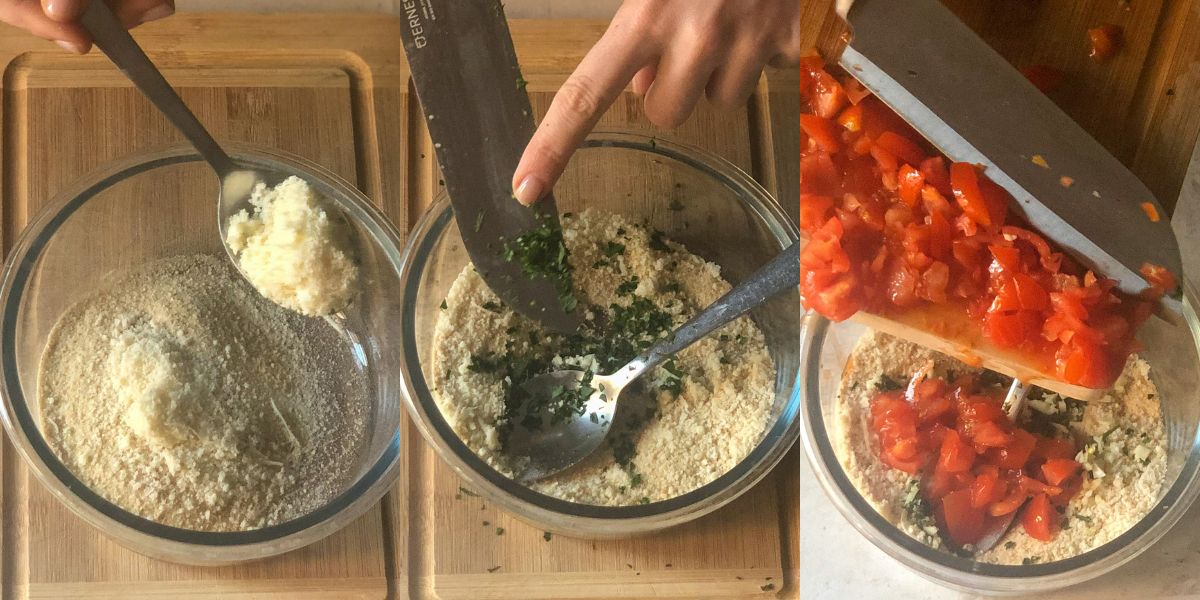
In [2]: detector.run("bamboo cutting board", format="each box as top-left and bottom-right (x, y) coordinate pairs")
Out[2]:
(0, 13), (800, 600)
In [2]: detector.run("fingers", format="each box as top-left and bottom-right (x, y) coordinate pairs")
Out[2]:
(511, 15), (655, 205)
(1, 0), (90, 52)
(642, 27), (724, 129)
(631, 64), (656, 96)
(112, 0), (174, 29)
(41, 0), (87, 22)
(705, 40), (768, 110)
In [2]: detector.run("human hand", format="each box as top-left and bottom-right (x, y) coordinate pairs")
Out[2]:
(511, 0), (801, 205)
(0, 0), (174, 54)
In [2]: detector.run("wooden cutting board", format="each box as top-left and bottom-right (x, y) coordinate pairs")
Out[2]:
(0, 13), (800, 600)
(802, 0), (1200, 214)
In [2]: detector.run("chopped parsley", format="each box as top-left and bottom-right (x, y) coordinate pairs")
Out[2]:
(495, 527), (505, 536)
(515, 74), (527, 90)
(481, 301), (502, 313)
(440, 299), (448, 310)
(662, 281), (682, 294)
(543, 531), (552, 541)
(602, 241), (626, 257)
(875, 374), (904, 392)
(500, 211), (578, 312)
(617, 277), (640, 297)
(1004, 541), (1016, 550)
(649, 230), (672, 252)
(1022, 556), (1042, 565)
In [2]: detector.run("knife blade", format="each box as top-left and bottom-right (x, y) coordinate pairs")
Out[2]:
(836, 0), (1183, 303)
(398, 0), (580, 332)
(1171, 134), (1200, 283)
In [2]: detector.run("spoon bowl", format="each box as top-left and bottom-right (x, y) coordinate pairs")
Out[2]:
(504, 244), (800, 483)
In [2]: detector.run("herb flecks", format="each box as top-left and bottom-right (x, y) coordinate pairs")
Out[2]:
(501, 212), (578, 312)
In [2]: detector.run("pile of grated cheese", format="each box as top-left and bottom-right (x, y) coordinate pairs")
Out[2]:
(430, 210), (777, 505)
(226, 176), (358, 317)
(833, 330), (1167, 565)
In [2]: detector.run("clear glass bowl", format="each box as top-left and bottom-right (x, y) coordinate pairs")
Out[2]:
(398, 130), (800, 536)
(0, 143), (407, 564)
(801, 282), (1200, 593)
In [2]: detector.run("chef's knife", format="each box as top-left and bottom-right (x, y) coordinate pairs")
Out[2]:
(398, 0), (580, 332)
(836, 0), (1183, 306)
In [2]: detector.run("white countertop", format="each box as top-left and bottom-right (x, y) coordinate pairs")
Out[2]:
(800, 456), (1200, 599)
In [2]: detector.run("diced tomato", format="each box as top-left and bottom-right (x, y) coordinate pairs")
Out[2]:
(1041, 458), (1081, 487)
(1140, 262), (1178, 296)
(993, 429), (1037, 469)
(800, 194), (835, 233)
(928, 210), (953, 261)
(897, 164), (924, 208)
(800, 114), (842, 153)
(970, 420), (1012, 448)
(988, 245), (1021, 274)
(1034, 436), (1076, 461)
(989, 486), (1027, 517)
(1021, 493), (1058, 541)
(920, 157), (953, 197)
(971, 466), (1002, 508)
(875, 131), (926, 170)
(938, 429), (975, 473)
(1088, 24), (1123, 62)
(1056, 336), (1115, 389)
(801, 269), (861, 322)
(800, 152), (839, 197)
(939, 488), (985, 547)
(984, 309), (1039, 348)
(950, 163), (994, 227)
(841, 75), (872, 105)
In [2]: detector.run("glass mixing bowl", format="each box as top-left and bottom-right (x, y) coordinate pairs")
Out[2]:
(801, 282), (1200, 593)
(0, 143), (406, 564)
(398, 130), (800, 537)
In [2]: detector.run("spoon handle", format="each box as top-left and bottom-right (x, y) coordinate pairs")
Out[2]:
(79, 1), (236, 176)
(613, 243), (799, 387)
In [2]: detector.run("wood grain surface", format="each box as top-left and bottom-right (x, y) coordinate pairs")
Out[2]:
(0, 12), (801, 600)
(802, 0), (1200, 212)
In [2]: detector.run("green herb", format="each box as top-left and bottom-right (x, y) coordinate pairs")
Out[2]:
(487, 565), (502, 573)
(482, 301), (502, 313)
(617, 277), (640, 297)
(500, 211), (577, 312)
(543, 531), (552, 542)
(669, 199), (684, 211)
(474, 211), (485, 232)
(440, 299), (448, 310)
(1004, 541), (1016, 550)
(1022, 556), (1042, 565)
(663, 281), (682, 294)
(495, 527), (505, 536)
(659, 359), (684, 396)
(602, 241), (626, 257)
(639, 497), (650, 505)
(875, 375), (904, 392)
(458, 486), (479, 498)
(592, 258), (610, 269)
(1075, 514), (1093, 524)
(760, 584), (775, 592)
(649, 230), (671, 252)
(515, 75), (528, 90)
(630, 472), (643, 487)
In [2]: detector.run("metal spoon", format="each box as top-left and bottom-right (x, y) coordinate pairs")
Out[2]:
(972, 378), (1030, 554)
(78, 1), (286, 268)
(506, 243), (800, 483)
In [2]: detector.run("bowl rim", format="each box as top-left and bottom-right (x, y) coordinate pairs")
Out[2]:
(799, 285), (1200, 593)
(0, 142), (406, 563)
(396, 129), (802, 534)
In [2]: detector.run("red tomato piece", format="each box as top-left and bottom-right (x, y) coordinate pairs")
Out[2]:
(1019, 473), (1063, 497)
(940, 488), (986, 547)
(875, 131), (926, 170)
(970, 420), (1012, 448)
(971, 466), (1002, 508)
(897, 164), (924, 208)
(938, 429), (975, 473)
(800, 114), (842, 153)
(983, 309), (1039, 348)
(1088, 24), (1123, 62)
(1041, 458), (1082, 487)
(1021, 493), (1058, 541)
(1140, 262), (1178, 296)
(993, 429), (1037, 469)
(800, 194), (835, 233)
(920, 156), (953, 197)
(1034, 436), (1076, 461)
(989, 486), (1027, 517)
(836, 104), (863, 132)
(950, 162), (994, 227)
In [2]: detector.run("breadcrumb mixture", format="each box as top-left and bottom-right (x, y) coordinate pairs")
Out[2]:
(39, 255), (368, 531)
(834, 330), (1166, 564)
(431, 210), (776, 505)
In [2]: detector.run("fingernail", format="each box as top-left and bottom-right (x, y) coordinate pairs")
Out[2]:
(138, 3), (175, 24)
(54, 40), (85, 54)
(513, 175), (544, 206)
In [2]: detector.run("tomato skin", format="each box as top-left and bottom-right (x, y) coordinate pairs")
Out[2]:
(1021, 493), (1058, 541)
(1041, 459), (1081, 486)
(989, 486), (1027, 517)
(875, 131), (926, 169)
